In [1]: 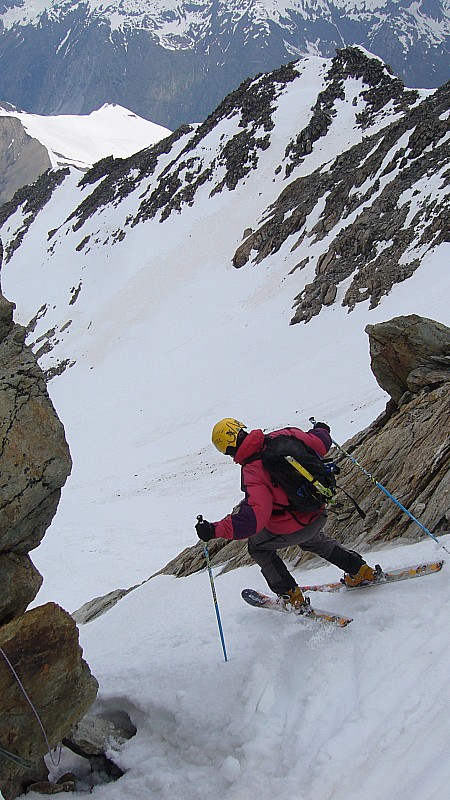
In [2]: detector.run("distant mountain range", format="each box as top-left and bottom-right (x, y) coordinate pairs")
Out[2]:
(0, 1), (449, 128)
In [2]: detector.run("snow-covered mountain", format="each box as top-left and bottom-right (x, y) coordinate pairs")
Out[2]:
(0, 46), (448, 604)
(0, 0), (449, 127)
(0, 102), (171, 206)
(0, 102), (171, 171)
(0, 46), (449, 800)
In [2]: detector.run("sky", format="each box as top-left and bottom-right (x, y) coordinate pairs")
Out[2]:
(0, 64), (449, 799)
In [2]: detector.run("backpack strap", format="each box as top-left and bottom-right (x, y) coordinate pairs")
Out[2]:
(242, 440), (365, 520)
(335, 484), (366, 519)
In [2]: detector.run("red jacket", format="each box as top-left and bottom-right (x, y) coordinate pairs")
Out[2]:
(213, 426), (332, 540)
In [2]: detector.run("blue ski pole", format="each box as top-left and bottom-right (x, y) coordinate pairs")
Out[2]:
(197, 515), (228, 662)
(309, 417), (450, 555)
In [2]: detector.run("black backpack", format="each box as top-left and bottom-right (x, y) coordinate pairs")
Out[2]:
(243, 433), (339, 514)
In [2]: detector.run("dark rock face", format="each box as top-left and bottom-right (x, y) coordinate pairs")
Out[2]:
(0, 282), (72, 624)
(0, 553), (43, 626)
(295, 317), (450, 548)
(0, 117), (51, 206)
(0, 603), (98, 800)
(0, 168), (69, 264)
(0, 287), (97, 799)
(0, 303), (72, 563)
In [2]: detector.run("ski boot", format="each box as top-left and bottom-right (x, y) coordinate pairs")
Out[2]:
(343, 563), (382, 588)
(280, 586), (312, 615)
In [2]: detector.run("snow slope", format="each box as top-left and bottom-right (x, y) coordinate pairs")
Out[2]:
(0, 103), (171, 169)
(0, 53), (449, 800)
(29, 539), (450, 800)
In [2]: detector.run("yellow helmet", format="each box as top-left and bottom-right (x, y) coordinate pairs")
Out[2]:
(211, 418), (247, 455)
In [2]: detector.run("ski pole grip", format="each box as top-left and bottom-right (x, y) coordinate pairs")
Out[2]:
(196, 515), (204, 541)
(309, 416), (317, 426)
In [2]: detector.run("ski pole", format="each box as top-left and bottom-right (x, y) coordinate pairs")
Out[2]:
(309, 417), (450, 554)
(197, 515), (228, 662)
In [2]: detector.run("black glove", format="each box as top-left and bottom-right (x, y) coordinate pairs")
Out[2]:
(195, 519), (216, 542)
(314, 421), (331, 433)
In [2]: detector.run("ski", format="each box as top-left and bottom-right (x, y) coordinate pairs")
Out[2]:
(299, 560), (444, 594)
(241, 588), (352, 627)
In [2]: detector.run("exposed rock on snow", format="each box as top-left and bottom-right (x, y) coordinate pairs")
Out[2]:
(64, 712), (135, 758)
(0, 168), (69, 264)
(233, 56), (449, 323)
(0, 604), (98, 800)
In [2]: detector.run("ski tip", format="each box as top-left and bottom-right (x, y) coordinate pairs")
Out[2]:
(241, 588), (271, 607)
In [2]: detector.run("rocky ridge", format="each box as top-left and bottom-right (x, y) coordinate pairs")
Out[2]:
(233, 64), (449, 323)
(0, 48), (447, 381)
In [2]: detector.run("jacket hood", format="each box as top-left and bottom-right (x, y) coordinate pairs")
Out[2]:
(234, 429), (265, 465)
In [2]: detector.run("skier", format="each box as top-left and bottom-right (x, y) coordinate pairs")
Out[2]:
(195, 418), (378, 614)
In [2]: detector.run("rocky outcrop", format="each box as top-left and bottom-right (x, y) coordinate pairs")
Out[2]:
(0, 604), (98, 800)
(0, 167), (70, 264)
(0, 296), (72, 572)
(0, 117), (51, 207)
(0, 286), (98, 798)
(0, 552), (43, 625)
(67, 61), (298, 234)
(366, 315), (450, 403)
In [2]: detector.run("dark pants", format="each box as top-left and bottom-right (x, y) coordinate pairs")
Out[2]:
(247, 514), (364, 595)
